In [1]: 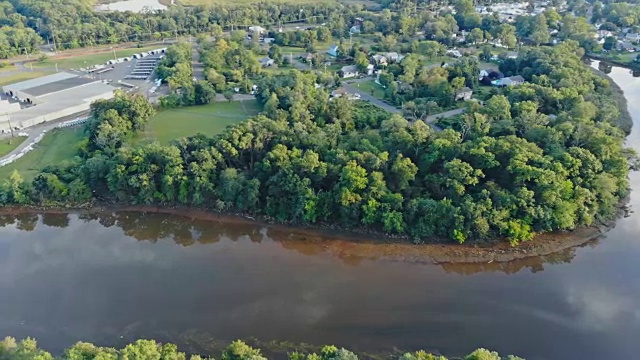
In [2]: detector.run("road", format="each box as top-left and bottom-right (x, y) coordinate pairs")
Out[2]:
(342, 79), (465, 129)
(342, 81), (402, 114)
(0, 111), (89, 164)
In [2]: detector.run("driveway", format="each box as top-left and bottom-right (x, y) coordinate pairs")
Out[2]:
(342, 81), (401, 114)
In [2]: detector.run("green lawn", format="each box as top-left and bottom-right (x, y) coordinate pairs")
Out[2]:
(0, 71), (54, 86)
(30, 45), (165, 70)
(356, 80), (385, 99)
(0, 127), (85, 181)
(143, 100), (263, 144)
(0, 63), (17, 72)
(0, 136), (27, 157)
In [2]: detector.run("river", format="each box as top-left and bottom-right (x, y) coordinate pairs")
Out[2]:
(1, 66), (639, 360)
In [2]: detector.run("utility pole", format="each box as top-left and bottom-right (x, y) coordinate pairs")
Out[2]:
(6, 113), (14, 138)
(51, 23), (58, 53)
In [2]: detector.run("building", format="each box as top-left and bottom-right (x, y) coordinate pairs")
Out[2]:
(455, 87), (473, 101)
(331, 87), (360, 100)
(340, 65), (359, 78)
(248, 25), (266, 34)
(447, 49), (462, 58)
(0, 72), (116, 132)
(384, 52), (404, 63)
(372, 54), (388, 66)
(0, 98), (21, 114)
(492, 75), (525, 86)
(259, 57), (275, 67)
(327, 45), (339, 57)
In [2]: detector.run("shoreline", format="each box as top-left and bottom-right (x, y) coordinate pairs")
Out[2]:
(588, 58), (633, 134)
(0, 204), (620, 265)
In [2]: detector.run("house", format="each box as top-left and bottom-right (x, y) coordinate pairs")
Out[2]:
(492, 75), (525, 86)
(619, 41), (638, 52)
(480, 69), (504, 84)
(301, 53), (314, 63)
(597, 30), (613, 39)
(625, 33), (640, 42)
(259, 57), (275, 67)
(447, 49), (462, 58)
(327, 45), (339, 57)
(248, 25), (266, 34)
(384, 52), (404, 63)
(371, 54), (388, 66)
(506, 51), (519, 59)
(350, 25), (361, 34)
(340, 65), (359, 78)
(455, 87), (473, 101)
(331, 87), (360, 100)
(262, 37), (275, 44)
(365, 64), (375, 76)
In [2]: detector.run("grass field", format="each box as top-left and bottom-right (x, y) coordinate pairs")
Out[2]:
(31, 45), (165, 70)
(0, 64), (17, 72)
(143, 100), (262, 144)
(356, 80), (385, 99)
(0, 71), (54, 87)
(0, 128), (85, 181)
(0, 137), (27, 157)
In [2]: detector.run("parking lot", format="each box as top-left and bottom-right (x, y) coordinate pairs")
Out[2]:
(84, 48), (168, 100)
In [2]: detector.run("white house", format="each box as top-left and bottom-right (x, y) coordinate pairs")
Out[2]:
(447, 49), (462, 58)
(340, 65), (359, 78)
(372, 54), (388, 66)
(249, 25), (266, 34)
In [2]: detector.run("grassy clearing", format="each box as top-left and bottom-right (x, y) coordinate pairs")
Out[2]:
(0, 136), (27, 157)
(355, 80), (385, 99)
(0, 128), (85, 181)
(0, 63), (17, 72)
(30, 45), (165, 70)
(143, 100), (262, 144)
(0, 71), (54, 87)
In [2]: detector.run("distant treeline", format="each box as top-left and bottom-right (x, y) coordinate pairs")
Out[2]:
(0, 336), (524, 360)
(0, 0), (348, 57)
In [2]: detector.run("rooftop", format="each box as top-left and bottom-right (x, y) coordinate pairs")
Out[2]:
(2, 72), (78, 92)
(20, 76), (95, 97)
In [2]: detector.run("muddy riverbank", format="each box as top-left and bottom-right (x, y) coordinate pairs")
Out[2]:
(0, 203), (620, 265)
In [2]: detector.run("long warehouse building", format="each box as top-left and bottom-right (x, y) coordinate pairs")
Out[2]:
(0, 72), (116, 132)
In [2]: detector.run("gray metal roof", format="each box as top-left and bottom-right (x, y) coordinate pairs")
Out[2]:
(2, 72), (78, 93)
(20, 77), (95, 97)
(8, 82), (116, 123)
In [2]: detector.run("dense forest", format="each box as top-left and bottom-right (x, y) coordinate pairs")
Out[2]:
(0, 337), (524, 360)
(0, 39), (634, 245)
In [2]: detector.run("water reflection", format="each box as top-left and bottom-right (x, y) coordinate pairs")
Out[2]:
(598, 61), (613, 74)
(0, 211), (583, 275)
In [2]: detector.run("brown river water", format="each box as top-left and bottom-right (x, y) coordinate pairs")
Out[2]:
(1, 65), (639, 360)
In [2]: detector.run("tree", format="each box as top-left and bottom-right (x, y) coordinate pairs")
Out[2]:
(194, 80), (215, 105)
(468, 28), (484, 44)
(268, 44), (283, 65)
(497, 24), (517, 48)
(221, 341), (266, 360)
(603, 36), (617, 51)
(530, 14), (550, 45)
(354, 51), (370, 73)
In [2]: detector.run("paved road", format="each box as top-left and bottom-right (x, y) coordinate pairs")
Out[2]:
(342, 81), (402, 114)
(0, 111), (89, 164)
(192, 45), (205, 81)
(425, 108), (465, 122)
(342, 79), (465, 129)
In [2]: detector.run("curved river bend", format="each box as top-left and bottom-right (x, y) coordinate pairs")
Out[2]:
(1, 66), (639, 360)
